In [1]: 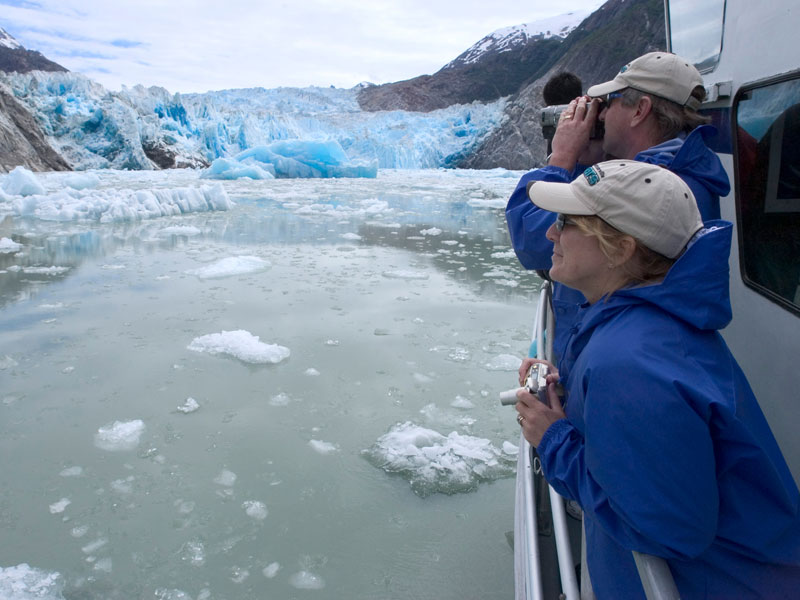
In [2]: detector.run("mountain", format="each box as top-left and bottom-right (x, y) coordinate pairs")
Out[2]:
(0, 27), (68, 74)
(0, 0), (666, 173)
(458, 0), (666, 169)
(0, 28), (70, 172)
(357, 8), (596, 113)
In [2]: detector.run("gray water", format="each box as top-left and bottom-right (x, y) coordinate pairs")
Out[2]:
(0, 168), (541, 600)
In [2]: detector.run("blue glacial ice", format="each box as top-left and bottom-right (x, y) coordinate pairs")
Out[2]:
(1, 71), (505, 175)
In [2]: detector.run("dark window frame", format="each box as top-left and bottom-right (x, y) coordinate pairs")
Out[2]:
(732, 71), (800, 316)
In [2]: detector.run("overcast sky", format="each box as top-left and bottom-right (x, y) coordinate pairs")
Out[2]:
(1, 0), (605, 94)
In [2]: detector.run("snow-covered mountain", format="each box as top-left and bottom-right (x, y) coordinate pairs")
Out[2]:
(0, 27), (22, 50)
(445, 8), (599, 69)
(0, 27), (67, 74)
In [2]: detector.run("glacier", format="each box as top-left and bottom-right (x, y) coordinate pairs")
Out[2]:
(1, 71), (506, 175)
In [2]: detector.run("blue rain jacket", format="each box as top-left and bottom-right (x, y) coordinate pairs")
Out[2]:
(505, 125), (731, 360)
(538, 221), (800, 599)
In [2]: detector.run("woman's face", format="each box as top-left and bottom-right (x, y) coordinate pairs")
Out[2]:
(546, 216), (617, 303)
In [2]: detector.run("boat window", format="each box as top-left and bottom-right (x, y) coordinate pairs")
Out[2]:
(666, 0), (726, 73)
(735, 76), (800, 314)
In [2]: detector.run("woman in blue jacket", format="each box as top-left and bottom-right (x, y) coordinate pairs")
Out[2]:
(515, 160), (800, 599)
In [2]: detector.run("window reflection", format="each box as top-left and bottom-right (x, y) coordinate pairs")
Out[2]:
(668, 0), (726, 73)
(736, 78), (800, 311)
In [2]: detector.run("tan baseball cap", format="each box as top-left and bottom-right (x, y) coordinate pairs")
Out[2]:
(526, 160), (703, 258)
(587, 52), (704, 110)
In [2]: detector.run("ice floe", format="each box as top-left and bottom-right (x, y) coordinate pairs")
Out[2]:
(242, 500), (268, 520)
(186, 256), (271, 279)
(309, 440), (339, 454)
(176, 397), (200, 413)
(289, 570), (326, 590)
(484, 354), (522, 371)
(7, 181), (232, 223)
(94, 419), (145, 451)
(0, 237), (22, 253)
(0, 564), (64, 600)
(187, 330), (290, 364)
(363, 421), (514, 496)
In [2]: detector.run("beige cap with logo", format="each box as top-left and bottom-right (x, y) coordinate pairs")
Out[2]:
(526, 160), (703, 258)
(587, 52), (704, 110)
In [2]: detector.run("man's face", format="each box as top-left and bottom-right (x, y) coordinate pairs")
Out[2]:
(597, 92), (634, 159)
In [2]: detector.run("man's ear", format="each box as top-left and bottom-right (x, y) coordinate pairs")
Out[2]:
(630, 95), (653, 128)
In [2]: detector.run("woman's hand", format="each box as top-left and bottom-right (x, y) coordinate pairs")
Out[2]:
(515, 374), (566, 447)
(518, 357), (557, 386)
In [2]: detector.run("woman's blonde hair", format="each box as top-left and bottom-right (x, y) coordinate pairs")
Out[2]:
(570, 215), (676, 293)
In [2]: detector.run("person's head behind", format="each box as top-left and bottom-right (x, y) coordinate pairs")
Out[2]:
(526, 160), (703, 301)
(588, 52), (710, 156)
(543, 72), (583, 106)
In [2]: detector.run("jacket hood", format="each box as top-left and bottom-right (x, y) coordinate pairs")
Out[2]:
(580, 220), (733, 333)
(635, 125), (731, 198)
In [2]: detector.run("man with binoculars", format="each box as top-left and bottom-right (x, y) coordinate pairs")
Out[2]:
(505, 51), (730, 361)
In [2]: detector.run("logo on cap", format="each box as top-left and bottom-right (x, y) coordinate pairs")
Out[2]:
(583, 165), (604, 186)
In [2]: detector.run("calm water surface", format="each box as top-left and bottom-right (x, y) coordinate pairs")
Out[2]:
(0, 168), (542, 600)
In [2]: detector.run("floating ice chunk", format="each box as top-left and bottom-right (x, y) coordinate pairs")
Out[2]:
(242, 500), (268, 520)
(94, 420), (145, 451)
(64, 172), (100, 190)
(229, 566), (249, 583)
(81, 538), (108, 554)
(49, 498), (70, 514)
(340, 233), (361, 240)
(71, 525), (89, 538)
(158, 225), (202, 237)
(176, 397), (200, 413)
(1, 166), (45, 196)
(214, 469), (237, 487)
(419, 403), (476, 428)
(467, 198), (506, 208)
(503, 441), (520, 455)
(420, 227), (442, 236)
(93, 557), (112, 573)
(451, 396), (475, 409)
(59, 466), (83, 477)
(381, 270), (429, 280)
(11, 184), (231, 223)
(180, 540), (206, 566)
(304, 368), (320, 376)
(188, 330), (290, 364)
(154, 588), (193, 600)
(17, 266), (70, 275)
(363, 421), (514, 497)
(236, 140), (377, 179)
(0, 564), (64, 599)
(309, 440), (339, 455)
(491, 250), (516, 259)
(111, 476), (135, 494)
(262, 562), (280, 578)
(269, 392), (292, 406)
(0, 237), (22, 253)
(289, 571), (325, 590)
(484, 354), (522, 371)
(200, 157), (276, 180)
(494, 279), (519, 288)
(186, 256), (271, 279)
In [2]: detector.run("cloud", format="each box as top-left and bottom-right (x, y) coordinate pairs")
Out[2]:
(1, 0), (605, 93)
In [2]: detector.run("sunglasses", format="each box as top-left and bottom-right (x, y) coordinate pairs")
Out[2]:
(602, 91), (624, 106)
(556, 214), (577, 232)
